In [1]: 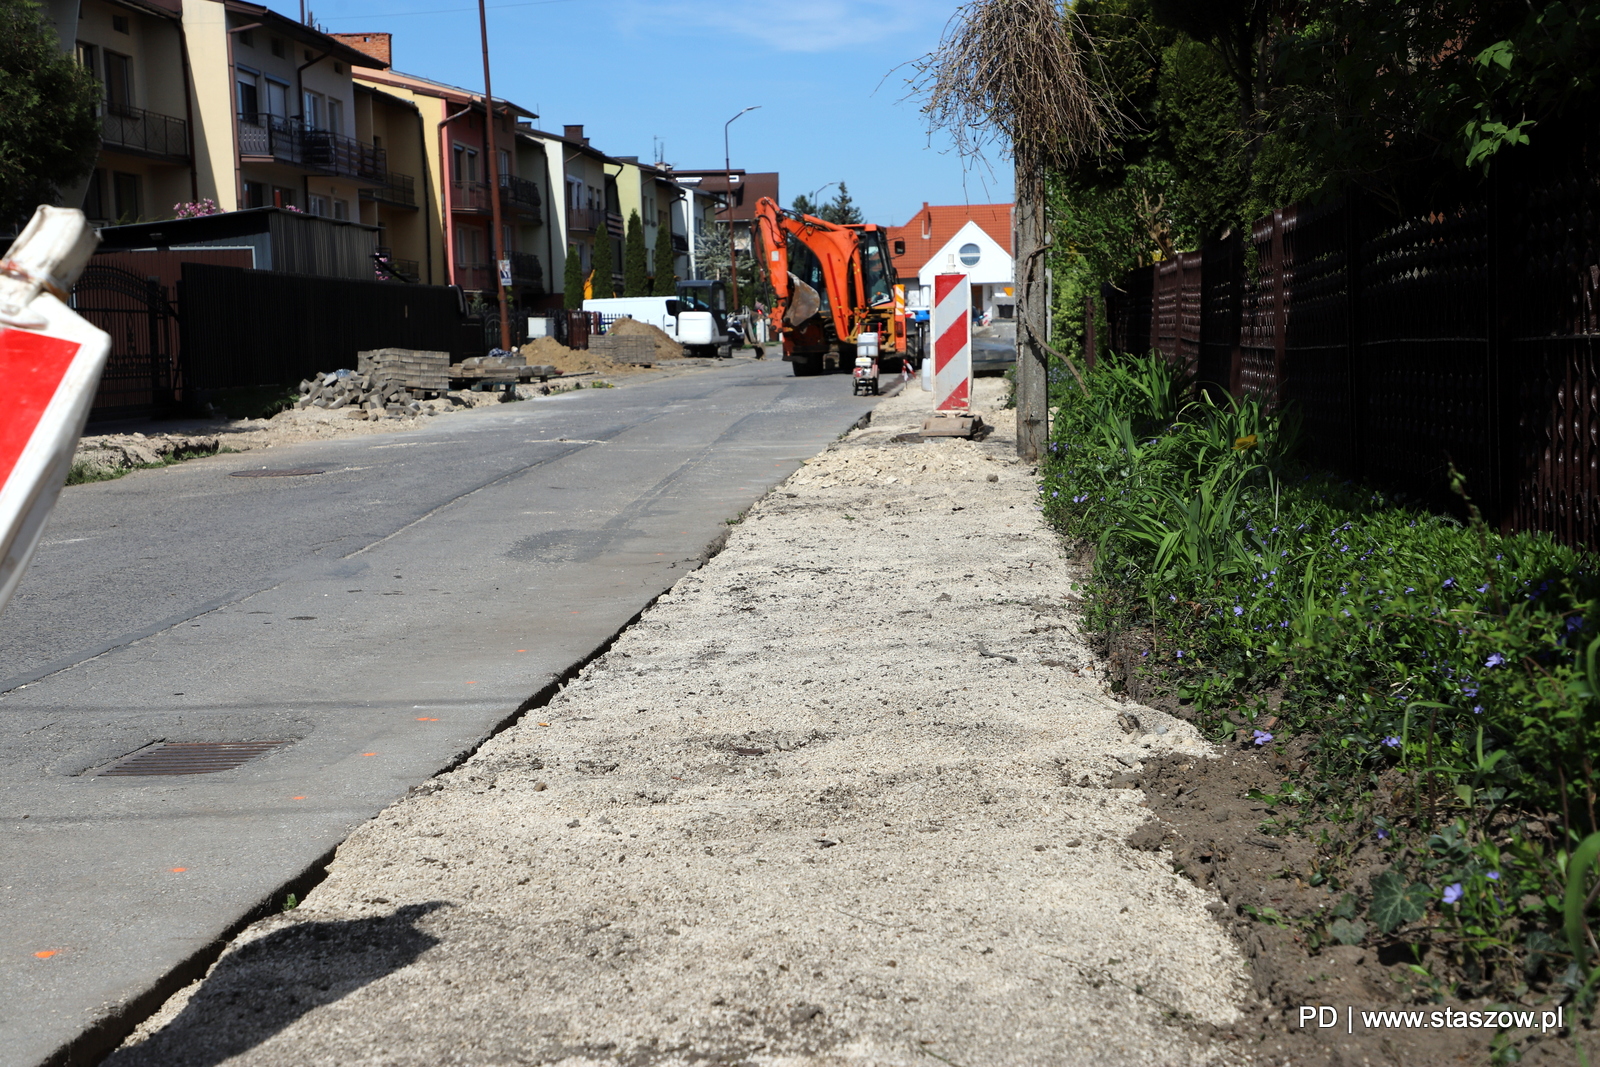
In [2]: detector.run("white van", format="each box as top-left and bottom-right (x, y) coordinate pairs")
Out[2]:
(583, 282), (730, 358)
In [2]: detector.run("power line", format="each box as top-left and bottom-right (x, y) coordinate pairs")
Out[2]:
(320, 0), (581, 21)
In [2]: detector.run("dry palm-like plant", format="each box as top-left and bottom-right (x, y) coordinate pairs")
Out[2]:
(911, 0), (1110, 172)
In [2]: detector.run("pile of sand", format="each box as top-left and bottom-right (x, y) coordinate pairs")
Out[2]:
(518, 335), (651, 377)
(606, 316), (684, 361)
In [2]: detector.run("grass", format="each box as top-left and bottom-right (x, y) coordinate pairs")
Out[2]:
(1040, 352), (1600, 1009)
(65, 446), (236, 486)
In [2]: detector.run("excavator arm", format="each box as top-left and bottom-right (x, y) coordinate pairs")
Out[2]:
(753, 196), (859, 342)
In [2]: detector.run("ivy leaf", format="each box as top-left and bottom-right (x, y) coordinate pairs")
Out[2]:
(1475, 40), (1516, 71)
(1329, 917), (1367, 945)
(1370, 869), (1429, 933)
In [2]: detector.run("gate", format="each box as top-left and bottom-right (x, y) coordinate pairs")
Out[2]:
(69, 264), (178, 418)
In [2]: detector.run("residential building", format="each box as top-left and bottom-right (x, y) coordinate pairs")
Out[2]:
(670, 168), (778, 279)
(667, 176), (723, 282)
(887, 202), (1015, 322)
(520, 125), (620, 297)
(609, 157), (681, 289)
(350, 50), (546, 302)
(57, 0), (194, 225)
(353, 82), (430, 283)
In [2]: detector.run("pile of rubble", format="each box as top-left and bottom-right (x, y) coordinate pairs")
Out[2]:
(449, 351), (558, 381)
(294, 370), (430, 420)
(71, 432), (221, 478)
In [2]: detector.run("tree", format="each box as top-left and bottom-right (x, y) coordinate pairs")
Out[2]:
(0, 0), (102, 231)
(818, 183), (863, 224)
(563, 245), (583, 310)
(590, 227), (616, 299)
(790, 193), (819, 217)
(623, 210), (648, 296)
(652, 219), (676, 296)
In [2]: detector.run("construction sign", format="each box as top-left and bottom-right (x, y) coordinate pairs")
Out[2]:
(931, 273), (970, 411)
(0, 207), (108, 615)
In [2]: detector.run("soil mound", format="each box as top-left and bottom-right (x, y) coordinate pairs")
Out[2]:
(517, 336), (649, 376)
(605, 316), (684, 361)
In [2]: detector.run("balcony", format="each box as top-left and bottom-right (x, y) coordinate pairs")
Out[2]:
(606, 212), (624, 238)
(360, 171), (417, 209)
(451, 179), (490, 213)
(671, 233), (688, 254)
(567, 206), (606, 232)
(99, 104), (189, 164)
(237, 114), (387, 183)
(499, 174), (542, 222)
(510, 251), (543, 293)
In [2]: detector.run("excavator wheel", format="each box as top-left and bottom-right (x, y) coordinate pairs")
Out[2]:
(790, 360), (822, 377)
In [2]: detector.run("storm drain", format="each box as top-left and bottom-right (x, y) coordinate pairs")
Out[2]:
(99, 741), (287, 776)
(230, 468), (325, 478)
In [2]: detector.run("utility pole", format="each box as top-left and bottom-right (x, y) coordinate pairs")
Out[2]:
(722, 105), (759, 312)
(478, 0), (511, 353)
(1015, 157), (1047, 461)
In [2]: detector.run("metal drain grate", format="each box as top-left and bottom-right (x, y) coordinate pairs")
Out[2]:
(230, 468), (325, 478)
(100, 741), (286, 776)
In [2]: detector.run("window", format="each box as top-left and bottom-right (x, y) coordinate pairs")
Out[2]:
(112, 14), (129, 33)
(333, 61), (344, 74)
(76, 42), (98, 79)
(237, 27), (254, 47)
(104, 52), (132, 112)
(372, 134), (383, 149)
(272, 186), (296, 208)
(82, 170), (107, 220)
(302, 90), (323, 130)
(497, 148), (510, 180)
(112, 172), (140, 222)
(264, 79), (289, 120)
(326, 99), (343, 136)
(236, 72), (259, 121)
(270, 37), (285, 58)
(453, 145), (478, 182)
(893, 239), (905, 256)
(502, 224), (514, 253)
(567, 179), (582, 210)
(308, 194), (328, 217)
(921, 213), (931, 238)
(333, 199), (350, 221)
(242, 180), (267, 209)
(958, 242), (981, 267)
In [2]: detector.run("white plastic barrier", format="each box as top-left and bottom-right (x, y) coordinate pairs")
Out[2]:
(0, 207), (108, 615)
(931, 272), (970, 411)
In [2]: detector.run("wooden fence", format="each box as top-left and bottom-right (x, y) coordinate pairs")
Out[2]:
(1101, 152), (1600, 547)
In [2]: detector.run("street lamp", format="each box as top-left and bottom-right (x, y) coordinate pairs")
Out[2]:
(723, 105), (760, 313)
(803, 182), (838, 213)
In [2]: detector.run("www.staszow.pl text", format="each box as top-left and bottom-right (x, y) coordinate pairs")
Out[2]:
(1299, 1006), (1565, 1033)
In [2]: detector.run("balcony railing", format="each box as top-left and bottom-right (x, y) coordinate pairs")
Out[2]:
(99, 104), (189, 163)
(510, 251), (543, 290)
(451, 179), (490, 213)
(498, 174), (542, 221)
(361, 172), (417, 208)
(606, 211), (624, 238)
(567, 206), (606, 232)
(671, 233), (689, 254)
(237, 114), (387, 183)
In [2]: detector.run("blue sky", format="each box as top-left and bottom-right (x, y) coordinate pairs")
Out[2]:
(278, 0), (1014, 226)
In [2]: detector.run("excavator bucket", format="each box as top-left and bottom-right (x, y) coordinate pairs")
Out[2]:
(784, 272), (821, 326)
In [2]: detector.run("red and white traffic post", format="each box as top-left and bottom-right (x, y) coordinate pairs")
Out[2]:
(931, 272), (970, 412)
(0, 207), (108, 615)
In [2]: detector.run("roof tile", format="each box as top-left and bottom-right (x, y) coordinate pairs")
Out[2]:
(887, 203), (1013, 277)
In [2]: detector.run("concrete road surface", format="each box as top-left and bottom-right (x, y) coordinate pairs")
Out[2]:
(0, 358), (882, 1067)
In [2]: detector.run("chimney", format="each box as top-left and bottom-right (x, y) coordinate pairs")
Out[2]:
(564, 124), (589, 146)
(329, 32), (391, 66)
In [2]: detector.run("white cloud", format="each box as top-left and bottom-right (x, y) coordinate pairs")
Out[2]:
(615, 0), (931, 53)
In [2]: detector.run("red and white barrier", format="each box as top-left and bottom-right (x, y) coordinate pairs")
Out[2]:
(0, 207), (108, 615)
(931, 272), (970, 411)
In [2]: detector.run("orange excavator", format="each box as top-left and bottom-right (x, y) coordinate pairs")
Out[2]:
(753, 196), (912, 377)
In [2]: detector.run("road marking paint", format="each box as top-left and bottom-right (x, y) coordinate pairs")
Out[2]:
(292, 796), (306, 800)
(35, 950), (56, 959)
(416, 717), (438, 721)
(169, 868), (187, 873)
(362, 752), (377, 757)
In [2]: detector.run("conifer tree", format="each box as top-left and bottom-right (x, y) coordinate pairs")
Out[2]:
(623, 210), (648, 296)
(652, 219), (677, 296)
(820, 183), (863, 225)
(590, 228), (616, 299)
(563, 245), (583, 309)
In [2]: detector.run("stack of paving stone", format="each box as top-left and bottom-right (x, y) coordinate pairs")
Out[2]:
(448, 352), (558, 382)
(295, 370), (426, 419)
(587, 332), (654, 365)
(356, 348), (451, 393)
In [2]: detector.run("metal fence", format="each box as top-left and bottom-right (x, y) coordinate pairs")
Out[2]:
(178, 263), (472, 394)
(1100, 152), (1600, 546)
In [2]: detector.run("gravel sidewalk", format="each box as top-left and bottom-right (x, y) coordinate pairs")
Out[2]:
(108, 376), (1254, 1067)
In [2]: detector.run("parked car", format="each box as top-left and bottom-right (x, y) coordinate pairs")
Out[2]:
(971, 321), (1016, 375)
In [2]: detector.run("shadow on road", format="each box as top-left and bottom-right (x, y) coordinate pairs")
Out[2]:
(105, 901), (449, 1067)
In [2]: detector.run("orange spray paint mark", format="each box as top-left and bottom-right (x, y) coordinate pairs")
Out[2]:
(35, 950), (56, 959)
(416, 717), (439, 721)
(169, 868), (187, 873)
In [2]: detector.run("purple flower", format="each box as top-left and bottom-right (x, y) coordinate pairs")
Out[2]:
(1382, 736), (1401, 748)
(1487, 871), (1501, 881)
(1443, 883), (1463, 905)
(1376, 829), (1389, 840)
(1485, 652), (1505, 668)
(1443, 578), (1456, 589)
(1473, 705), (1484, 714)
(1233, 606), (1244, 616)
(1478, 583), (1490, 593)
(1176, 650), (1184, 659)
(1253, 730), (1274, 745)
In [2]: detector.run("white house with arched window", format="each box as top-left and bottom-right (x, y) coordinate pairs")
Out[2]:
(887, 206), (1016, 324)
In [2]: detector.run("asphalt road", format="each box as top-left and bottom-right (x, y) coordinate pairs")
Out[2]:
(0, 357), (883, 1067)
